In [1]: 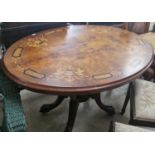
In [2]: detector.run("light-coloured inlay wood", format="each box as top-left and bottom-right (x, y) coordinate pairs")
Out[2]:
(93, 73), (112, 80)
(24, 69), (45, 79)
(12, 47), (23, 57)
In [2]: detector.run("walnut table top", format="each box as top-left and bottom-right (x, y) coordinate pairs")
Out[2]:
(2, 25), (154, 95)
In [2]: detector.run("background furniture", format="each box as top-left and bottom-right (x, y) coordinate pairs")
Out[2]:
(110, 122), (152, 132)
(125, 22), (150, 34)
(121, 26), (155, 125)
(0, 24), (28, 131)
(0, 67), (26, 131)
(121, 79), (155, 127)
(87, 22), (125, 28)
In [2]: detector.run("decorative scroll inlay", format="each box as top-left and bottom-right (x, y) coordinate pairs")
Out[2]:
(25, 35), (48, 47)
(24, 69), (45, 79)
(12, 47), (23, 58)
(93, 73), (112, 80)
(49, 68), (88, 83)
(3, 25), (153, 92)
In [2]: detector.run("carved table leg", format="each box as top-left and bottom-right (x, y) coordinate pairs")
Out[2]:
(93, 93), (115, 115)
(40, 96), (66, 113)
(64, 96), (80, 132)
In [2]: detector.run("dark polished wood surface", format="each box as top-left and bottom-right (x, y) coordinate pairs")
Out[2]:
(2, 25), (154, 95)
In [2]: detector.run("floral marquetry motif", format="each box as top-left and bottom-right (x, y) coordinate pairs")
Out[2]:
(2, 25), (154, 95)
(49, 67), (88, 83)
(25, 34), (48, 47)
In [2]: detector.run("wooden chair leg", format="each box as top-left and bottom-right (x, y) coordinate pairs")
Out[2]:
(121, 83), (131, 115)
(129, 81), (136, 123)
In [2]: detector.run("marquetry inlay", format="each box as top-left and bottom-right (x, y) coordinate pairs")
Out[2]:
(24, 69), (45, 79)
(2, 25), (154, 94)
(93, 74), (112, 80)
(12, 47), (23, 58)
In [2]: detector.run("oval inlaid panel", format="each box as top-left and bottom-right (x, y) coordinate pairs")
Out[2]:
(2, 25), (154, 95)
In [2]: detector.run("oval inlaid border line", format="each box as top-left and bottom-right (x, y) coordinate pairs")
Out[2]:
(92, 73), (112, 80)
(12, 47), (23, 58)
(24, 69), (45, 79)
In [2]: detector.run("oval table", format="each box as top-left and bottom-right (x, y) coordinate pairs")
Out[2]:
(2, 25), (154, 131)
